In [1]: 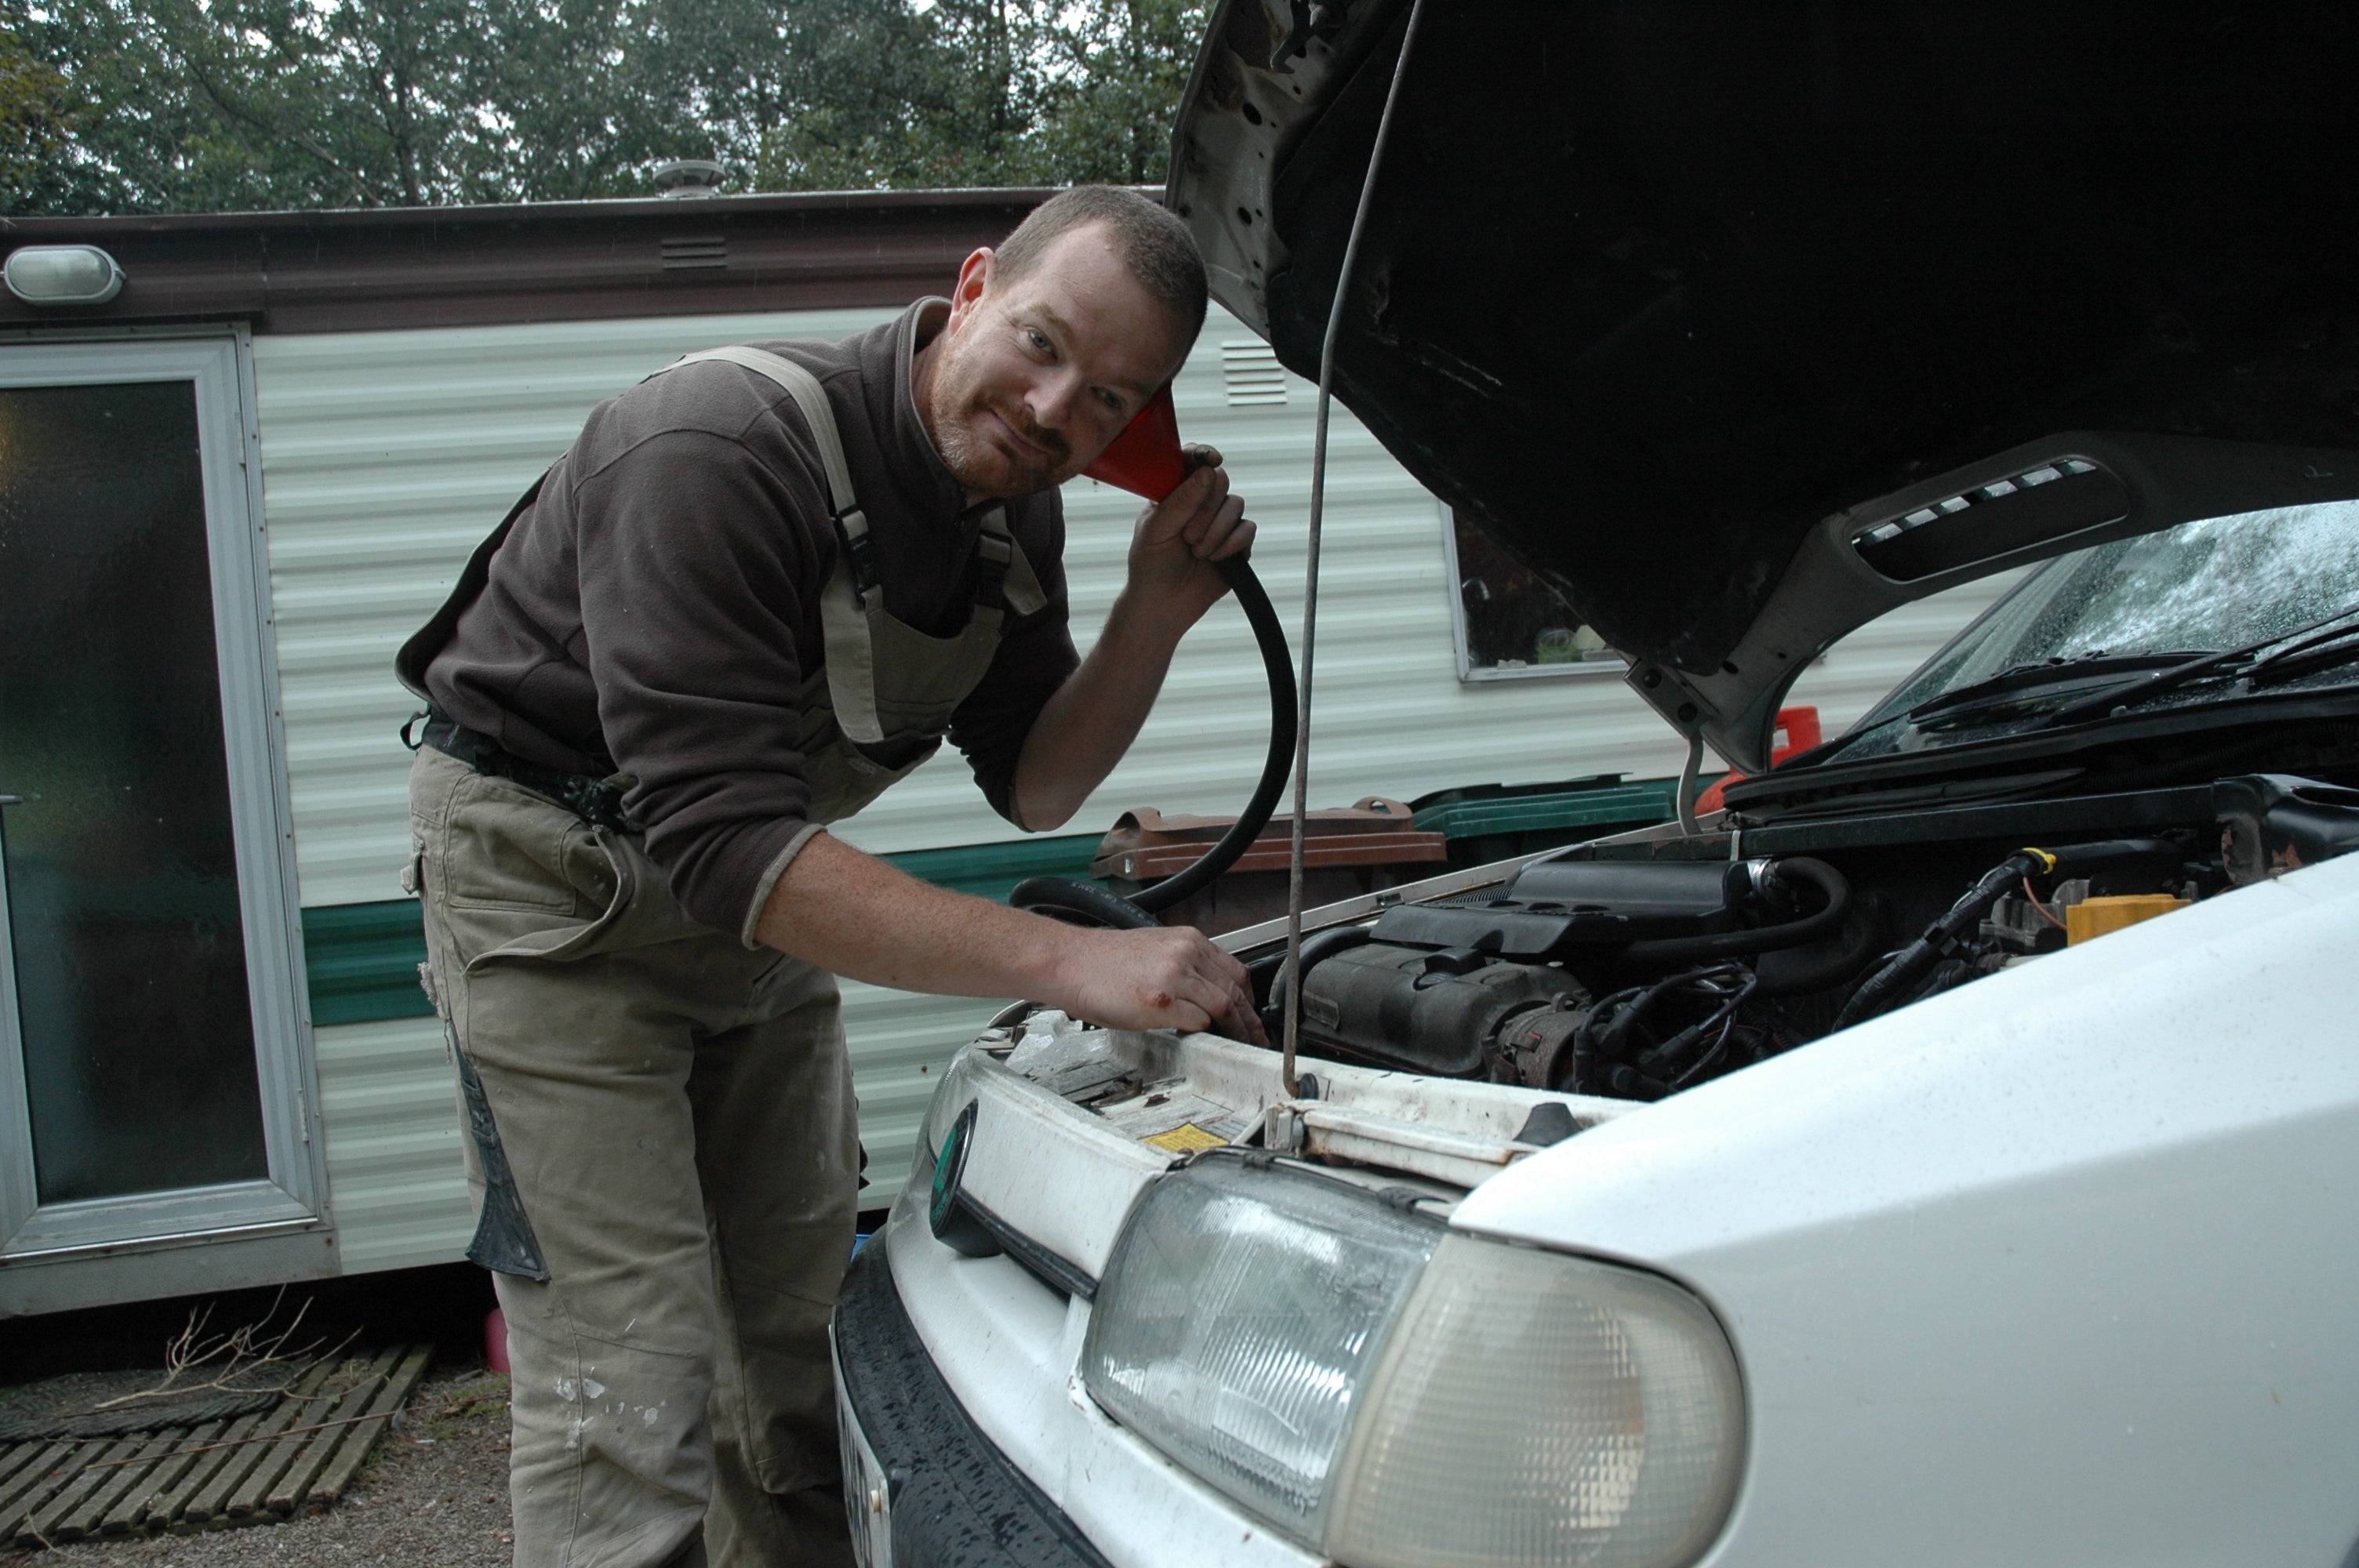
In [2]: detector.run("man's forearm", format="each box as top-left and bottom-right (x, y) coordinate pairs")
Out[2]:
(1009, 591), (1189, 830)
(751, 830), (1264, 1040)
(754, 832), (1067, 997)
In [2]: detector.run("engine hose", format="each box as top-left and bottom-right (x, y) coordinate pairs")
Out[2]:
(1617, 858), (1851, 966)
(1831, 851), (2041, 1032)
(1259, 924), (1374, 1040)
(1008, 552), (1296, 930)
(1830, 837), (2179, 1032)
(1012, 877), (1161, 931)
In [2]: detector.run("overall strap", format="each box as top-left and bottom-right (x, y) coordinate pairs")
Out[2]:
(973, 506), (1050, 621)
(663, 346), (890, 742)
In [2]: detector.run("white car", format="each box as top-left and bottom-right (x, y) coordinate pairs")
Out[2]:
(832, 4), (2359, 1565)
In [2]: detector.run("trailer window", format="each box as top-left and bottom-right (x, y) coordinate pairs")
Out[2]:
(1442, 508), (1627, 681)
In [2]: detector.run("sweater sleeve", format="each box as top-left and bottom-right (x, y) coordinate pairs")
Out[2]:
(572, 426), (831, 938)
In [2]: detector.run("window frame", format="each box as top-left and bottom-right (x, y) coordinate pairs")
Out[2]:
(0, 328), (327, 1285)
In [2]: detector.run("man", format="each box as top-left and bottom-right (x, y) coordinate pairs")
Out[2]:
(396, 186), (1261, 1566)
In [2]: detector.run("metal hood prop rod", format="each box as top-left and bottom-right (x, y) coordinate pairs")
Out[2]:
(1281, 0), (1430, 1100)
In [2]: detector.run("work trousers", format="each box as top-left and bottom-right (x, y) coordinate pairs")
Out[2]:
(409, 746), (858, 1568)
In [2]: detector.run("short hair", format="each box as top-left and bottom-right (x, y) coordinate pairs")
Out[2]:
(994, 185), (1209, 352)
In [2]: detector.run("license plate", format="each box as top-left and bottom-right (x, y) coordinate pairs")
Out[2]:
(834, 1334), (894, 1568)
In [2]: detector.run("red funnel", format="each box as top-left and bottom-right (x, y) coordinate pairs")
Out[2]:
(1082, 384), (1189, 502)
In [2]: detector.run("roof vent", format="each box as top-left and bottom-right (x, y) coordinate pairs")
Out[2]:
(5, 245), (125, 306)
(1222, 339), (1287, 406)
(661, 236), (728, 270)
(652, 159), (726, 198)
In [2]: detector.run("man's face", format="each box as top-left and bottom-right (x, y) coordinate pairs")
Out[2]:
(921, 223), (1187, 500)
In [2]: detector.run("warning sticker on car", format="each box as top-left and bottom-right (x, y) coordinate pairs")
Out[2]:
(1095, 1086), (1249, 1149)
(1141, 1122), (1229, 1152)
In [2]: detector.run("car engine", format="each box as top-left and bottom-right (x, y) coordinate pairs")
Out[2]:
(1252, 772), (2359, 1100)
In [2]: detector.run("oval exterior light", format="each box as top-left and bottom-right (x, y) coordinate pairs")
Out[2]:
(5, 245), (126, 306)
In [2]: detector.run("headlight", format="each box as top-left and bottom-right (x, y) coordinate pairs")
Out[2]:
(1083, 1158), (1745, 1568)
(1081, 1159), (1441, 1540)
(1325, 1234), (1744, 1568)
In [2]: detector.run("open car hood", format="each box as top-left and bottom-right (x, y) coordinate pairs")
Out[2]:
(1168, 0), (2359, 771)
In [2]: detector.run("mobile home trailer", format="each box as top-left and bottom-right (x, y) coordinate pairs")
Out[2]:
(0, 191), (2010, 1316)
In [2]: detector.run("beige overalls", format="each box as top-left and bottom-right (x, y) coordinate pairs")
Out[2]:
(404, 347), (1045, 1568)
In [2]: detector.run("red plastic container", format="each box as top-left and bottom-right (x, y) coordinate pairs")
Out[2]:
(1695, 705), (1822, 816)
(485, 1308), (512, 1374)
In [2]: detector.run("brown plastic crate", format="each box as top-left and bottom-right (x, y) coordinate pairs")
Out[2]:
(1092, 798), (1447, 935)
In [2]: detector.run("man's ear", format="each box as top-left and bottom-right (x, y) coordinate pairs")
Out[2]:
(947, 247), (995, 328)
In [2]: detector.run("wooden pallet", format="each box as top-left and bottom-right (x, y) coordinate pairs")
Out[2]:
(0, 1345), (434, 1548)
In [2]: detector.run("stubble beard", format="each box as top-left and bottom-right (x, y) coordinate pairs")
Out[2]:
(927, 355), (1070, 500)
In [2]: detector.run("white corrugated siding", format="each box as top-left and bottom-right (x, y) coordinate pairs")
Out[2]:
(310, 1016), (473, 1273)
(255, 306), (2022, 1263)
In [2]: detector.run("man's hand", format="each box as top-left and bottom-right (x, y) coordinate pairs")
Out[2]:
(1054, 924), (1268, 1045)
(1122, 444), (1256, 633)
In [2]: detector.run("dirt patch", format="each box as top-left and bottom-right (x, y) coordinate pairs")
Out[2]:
(0, 1368), (514, 1568)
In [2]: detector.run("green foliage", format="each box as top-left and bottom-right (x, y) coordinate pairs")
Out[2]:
(0, 17), (74, 212)
(5, 0), (1207, 215)
(1032, 0), (1205, 187)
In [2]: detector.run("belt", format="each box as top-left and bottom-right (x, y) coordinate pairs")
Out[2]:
(405, 708), (638, 833)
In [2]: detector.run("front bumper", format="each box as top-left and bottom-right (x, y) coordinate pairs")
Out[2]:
(834, 1238), (1111, 1568)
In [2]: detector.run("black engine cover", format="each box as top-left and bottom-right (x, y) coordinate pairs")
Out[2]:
(1298, 942), (1586, 1076)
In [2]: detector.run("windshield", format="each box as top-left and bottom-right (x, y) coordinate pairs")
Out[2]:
(1833, 501), (2359, 755)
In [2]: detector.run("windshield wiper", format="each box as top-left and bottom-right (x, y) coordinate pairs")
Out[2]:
(1811, 651), (2205, 763)
(1903, 652), (2208, 724)
(2245, 623), (2359, 688)
(2038, 598), (2359, 729)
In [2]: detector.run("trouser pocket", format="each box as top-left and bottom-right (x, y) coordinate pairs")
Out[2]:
(449, 1018), (551, 1281)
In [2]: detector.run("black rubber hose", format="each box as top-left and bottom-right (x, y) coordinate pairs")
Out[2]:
(1832, 851), (2038, 1032)
(1259, 924), (1375, 1039)
(1010, 553), (1296, 929)
(2045, 837), (2183, 872)
(1830, 839), (2179, 1032)
(1012, 877), (1161, 930)
(1618, 858), (1851, 966)
(1129, 554), (1297, 913)
(1752, 891), (1887, 996)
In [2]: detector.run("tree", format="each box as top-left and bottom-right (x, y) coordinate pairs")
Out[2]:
(1032, 0), (1202, 187)
(0, 14), (75, 212)
(12, 0), (494, 212)
(5, 0), (1209, 215)
(754, 0), (1208, 191)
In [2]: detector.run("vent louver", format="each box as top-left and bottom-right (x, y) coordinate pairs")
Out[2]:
(660, 236), (727, 270)
(1222, 339), (1287, 406)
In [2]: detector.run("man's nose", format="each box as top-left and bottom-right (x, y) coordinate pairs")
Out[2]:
(1025, 367), (1086, 433)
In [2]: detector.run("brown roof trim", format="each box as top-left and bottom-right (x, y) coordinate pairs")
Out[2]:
(0, 188), (1074, 335)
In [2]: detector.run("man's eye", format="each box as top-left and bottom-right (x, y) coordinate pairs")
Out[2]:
(1027, 328), (1052, 354)
(1098, 390), (1125, 414)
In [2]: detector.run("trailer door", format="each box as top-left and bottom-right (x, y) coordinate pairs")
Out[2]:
(0, 333), (325, 1314)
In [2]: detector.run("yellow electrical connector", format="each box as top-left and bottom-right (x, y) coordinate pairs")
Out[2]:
(2065, 894), (2190, 946)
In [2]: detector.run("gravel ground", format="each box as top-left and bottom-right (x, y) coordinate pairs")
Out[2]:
(0, 1367), (515, 1568)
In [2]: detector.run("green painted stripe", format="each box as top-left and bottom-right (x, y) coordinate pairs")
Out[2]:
(879, 833), (1103, 903)
(300, 782), (1681, 1029)
(302, 901), (434, 1027)
(299, 832), (1110, 1028)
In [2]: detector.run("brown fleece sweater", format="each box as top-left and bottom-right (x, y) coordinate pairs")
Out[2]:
(422, 299), (1079, 939)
